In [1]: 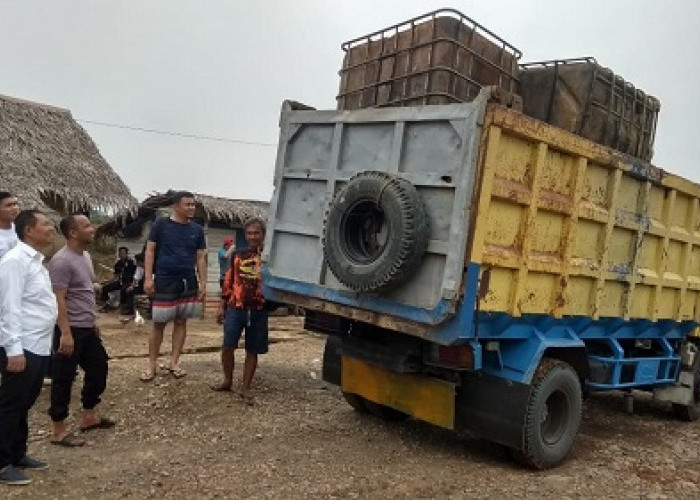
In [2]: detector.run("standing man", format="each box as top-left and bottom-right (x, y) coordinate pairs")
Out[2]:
(47, 214), (113, 447)
(218, 237), (235, 288)
(140, 191), (207, 382)
(0, 210), (57, 485)
(0, 192), (19, 259)
(212, 218), (268, 405)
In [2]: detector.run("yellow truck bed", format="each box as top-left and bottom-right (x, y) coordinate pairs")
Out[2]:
(474, 105), (700, 322)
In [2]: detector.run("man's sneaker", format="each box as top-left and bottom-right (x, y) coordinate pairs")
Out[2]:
(16, 456), (48, 471)
(0, 465), (31, 485)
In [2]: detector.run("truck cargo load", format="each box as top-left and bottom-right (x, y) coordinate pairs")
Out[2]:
(337, 9), (521, 110)
(519, 57), (660, 161)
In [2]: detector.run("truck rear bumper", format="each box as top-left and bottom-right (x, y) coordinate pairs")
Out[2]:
(342, 356), (456, 429)
(336, 354), (531, 450)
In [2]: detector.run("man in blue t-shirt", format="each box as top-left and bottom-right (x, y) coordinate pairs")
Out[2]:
(140, 191), (207, 382)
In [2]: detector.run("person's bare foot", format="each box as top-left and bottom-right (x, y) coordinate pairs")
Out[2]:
(210, 381), (232, 392)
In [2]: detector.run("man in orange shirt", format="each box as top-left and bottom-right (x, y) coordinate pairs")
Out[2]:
(211, 218), (267, 405)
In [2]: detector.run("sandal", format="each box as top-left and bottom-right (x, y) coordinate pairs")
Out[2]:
(50, 432), (85, 447)
(80, 417), (116, 432)
(139, 369), (156, 382)
(210, 383), (232, 392)
(168, 367), (187, 379)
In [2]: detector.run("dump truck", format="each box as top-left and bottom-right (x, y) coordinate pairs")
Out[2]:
(261, 10), (698, 469)
(261, 85), (700, 469)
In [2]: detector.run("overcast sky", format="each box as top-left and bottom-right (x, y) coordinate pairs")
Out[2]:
(1, 1), (698, 202)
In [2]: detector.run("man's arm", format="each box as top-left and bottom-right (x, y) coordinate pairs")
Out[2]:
(0, 258), (26, 371)
(216, 265), (233, 325)
(53, 287), (75, 357)
(143, 241), (156, 295)
(196, 249), (207, 300)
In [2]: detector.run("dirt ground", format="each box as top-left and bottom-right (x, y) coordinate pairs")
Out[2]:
(7, 312), (700, 499)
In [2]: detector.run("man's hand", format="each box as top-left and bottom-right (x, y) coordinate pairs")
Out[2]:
(144, 277), (155, 296)
(216, 306), (224, 325)
(6, 354), (26, 372)
(198, 285), (206, 301)
(94, 326), (102, 338)
(58, 333), (75, 357)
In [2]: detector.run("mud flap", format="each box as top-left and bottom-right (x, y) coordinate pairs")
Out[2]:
(455, 372), (529, 449)
(322, 335), (342, 386)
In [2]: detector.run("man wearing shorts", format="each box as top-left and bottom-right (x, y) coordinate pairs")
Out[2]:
(141, 191), (206, 382)
(212, 218), (268, 405)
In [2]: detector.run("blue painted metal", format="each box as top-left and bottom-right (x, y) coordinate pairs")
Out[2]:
(262, 263), (459, 326)
(264, 259), (698, 389)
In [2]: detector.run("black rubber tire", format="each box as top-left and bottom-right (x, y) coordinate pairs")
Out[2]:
(672, 367), (700, 421)
(322, 171), (430, 293)
(512, 358), (582, 470)
(342, 392), (369, 413)
(363, 400), (409, 422)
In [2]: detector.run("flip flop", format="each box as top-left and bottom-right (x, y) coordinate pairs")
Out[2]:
(80, 417), (116, 432)
(210, 383), (232, 392)
(238, 392), (255, 406)
(50, 432), (85, 447)
(139, 369), (156, 382)
(168, 367), (187, 379)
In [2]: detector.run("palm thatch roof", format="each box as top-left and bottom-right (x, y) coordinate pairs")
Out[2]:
(96, 190), (269, 238)
(0, 94), (136, 217)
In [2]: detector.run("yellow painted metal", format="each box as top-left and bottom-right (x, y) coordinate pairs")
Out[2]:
(473, 105), (700, 322)
(341, 356), (455, 429)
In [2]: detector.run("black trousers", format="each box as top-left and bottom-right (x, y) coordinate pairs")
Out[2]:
(101, 281), (134, 314)
(100, 280), (122, 303)
(0, 349), (48, 468)
(48, 327), (108, 422)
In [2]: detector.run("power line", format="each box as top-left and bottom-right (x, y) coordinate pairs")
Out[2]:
(77, 118), (277, 147)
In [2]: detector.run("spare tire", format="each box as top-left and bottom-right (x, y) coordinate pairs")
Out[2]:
(322, 171), (430, 293)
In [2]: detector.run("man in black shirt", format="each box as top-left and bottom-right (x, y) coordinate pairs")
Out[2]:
(99, 247), (136, 314)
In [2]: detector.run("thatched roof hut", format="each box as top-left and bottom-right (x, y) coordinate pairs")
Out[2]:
(96, 190), (268, 238)
(0, 94), (136, 217)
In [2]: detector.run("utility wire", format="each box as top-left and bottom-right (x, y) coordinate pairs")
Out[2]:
(77, 118), (277, 147)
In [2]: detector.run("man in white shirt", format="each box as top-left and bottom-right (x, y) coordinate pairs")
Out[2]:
(0, 192), (19, 260)
(0, 210), (57, 486)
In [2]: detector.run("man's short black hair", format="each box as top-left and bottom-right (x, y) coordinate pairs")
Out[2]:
(14, 209), (43, 241)
(0, 191), (13, 204)
(171, 190), (195, 205)
(59, 214), (81, 238)
(118, 246), (129, 253)
(244, 217), (266, 235)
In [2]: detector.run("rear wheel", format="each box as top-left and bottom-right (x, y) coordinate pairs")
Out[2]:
(672, 364), (700, 421)
(342, 392), (369, 413)
(512, 358), (582, 469)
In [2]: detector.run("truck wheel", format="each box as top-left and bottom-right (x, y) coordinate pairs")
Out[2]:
(342, 392), (369, 413)
(363, 400), (409, 422)
(513, 358), (582, 469)
(672, 366), (700, 421)
(322, 171), (430, 293)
